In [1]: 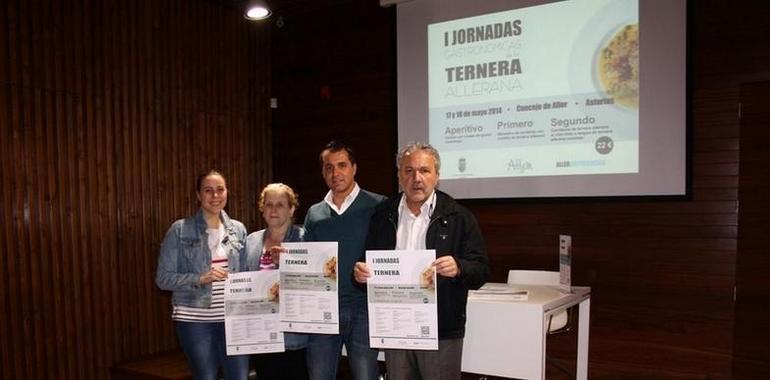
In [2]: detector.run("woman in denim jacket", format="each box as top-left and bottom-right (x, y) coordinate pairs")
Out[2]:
(156, 170), (249, 380)
(245, 183), (309, 380)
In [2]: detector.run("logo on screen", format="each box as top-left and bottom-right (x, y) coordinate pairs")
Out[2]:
(507, 159), (533, 173)
(458, 158), (466, 173)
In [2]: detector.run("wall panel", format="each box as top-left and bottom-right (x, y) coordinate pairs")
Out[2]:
(734, 81), (770, 378)
(0, 0), (272, 378)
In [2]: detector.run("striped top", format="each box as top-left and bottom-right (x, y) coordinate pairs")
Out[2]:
(172, 225), (227, 322)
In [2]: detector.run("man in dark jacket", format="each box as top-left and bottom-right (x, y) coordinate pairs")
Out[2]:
(354, 141), (489, 380)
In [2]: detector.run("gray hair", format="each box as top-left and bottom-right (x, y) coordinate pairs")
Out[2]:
(396, 141), (441, 174)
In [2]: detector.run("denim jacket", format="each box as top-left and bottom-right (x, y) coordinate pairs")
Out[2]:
(156, 209), (246, 308)
(244, 224), (309, 350)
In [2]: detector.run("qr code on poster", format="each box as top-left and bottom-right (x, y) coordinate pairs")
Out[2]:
(324, 312), (332, 321)
(420, 326), (430, 335)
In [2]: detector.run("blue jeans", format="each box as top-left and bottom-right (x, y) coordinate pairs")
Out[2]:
(176, 321), (250, 380)
(306, 301), (380, 380)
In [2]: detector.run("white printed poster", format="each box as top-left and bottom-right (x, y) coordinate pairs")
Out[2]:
(279, 242), (339, 334)
(366, 249), (438, 350)
(224, 270), (284, 355)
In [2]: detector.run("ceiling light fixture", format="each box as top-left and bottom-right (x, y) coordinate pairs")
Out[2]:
(244, 1), (271, 21)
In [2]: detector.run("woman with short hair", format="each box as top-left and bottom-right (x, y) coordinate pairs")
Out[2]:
(245, 183), (309, 380)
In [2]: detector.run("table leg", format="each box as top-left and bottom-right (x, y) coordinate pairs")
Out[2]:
(577, 298), (591, 380)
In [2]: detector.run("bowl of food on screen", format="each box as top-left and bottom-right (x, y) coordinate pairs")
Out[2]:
(596, 23), (639, 109)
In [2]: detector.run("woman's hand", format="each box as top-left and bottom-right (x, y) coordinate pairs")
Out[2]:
(199, 267), (229, 284)
(268, 246), (286, 265)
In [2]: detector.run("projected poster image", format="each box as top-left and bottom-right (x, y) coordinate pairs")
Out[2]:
(428, 0), (639, 180)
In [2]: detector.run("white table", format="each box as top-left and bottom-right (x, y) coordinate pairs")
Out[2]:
(461, 283), (591, 379)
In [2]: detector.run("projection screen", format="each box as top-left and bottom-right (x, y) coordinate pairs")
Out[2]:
(396, 0), (688, 199)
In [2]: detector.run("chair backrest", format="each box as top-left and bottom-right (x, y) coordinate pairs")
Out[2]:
(506, 270), (560, 286)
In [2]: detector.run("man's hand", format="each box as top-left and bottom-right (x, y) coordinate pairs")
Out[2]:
(433, 255), (461, 278)
(353, 262), (371, 283)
